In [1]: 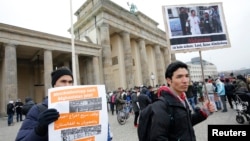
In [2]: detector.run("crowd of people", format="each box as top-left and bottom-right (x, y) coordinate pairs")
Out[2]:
(6, 97), (35, 126)
(5, 60), (250, 140)
(105, 61), (250, 140)
(106, 73), (249, 116)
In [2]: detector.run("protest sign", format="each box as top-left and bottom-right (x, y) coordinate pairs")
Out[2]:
(48, 85), (108, 141)
(162, 2), (231, 53)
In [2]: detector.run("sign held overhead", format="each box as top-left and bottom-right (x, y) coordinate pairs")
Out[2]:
(162, 2), (230, 53)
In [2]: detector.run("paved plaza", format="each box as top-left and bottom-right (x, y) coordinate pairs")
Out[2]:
(0, 103), (248, 141)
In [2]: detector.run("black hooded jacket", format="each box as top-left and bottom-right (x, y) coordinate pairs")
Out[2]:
(138, 88), (152, 110)
(147, 86), (207, 141)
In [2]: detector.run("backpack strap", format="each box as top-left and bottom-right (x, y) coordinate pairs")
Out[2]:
(158, 97), (174, 130)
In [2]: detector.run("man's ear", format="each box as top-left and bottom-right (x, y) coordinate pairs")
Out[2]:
(166, 78), (171, 86)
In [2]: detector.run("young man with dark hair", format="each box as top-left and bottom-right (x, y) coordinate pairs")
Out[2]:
(138, 61), (214, 141)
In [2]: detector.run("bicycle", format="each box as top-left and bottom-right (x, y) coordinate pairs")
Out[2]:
(117, 102), (131, 125)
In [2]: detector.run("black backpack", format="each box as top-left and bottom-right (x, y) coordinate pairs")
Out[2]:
(22, 103), (35, 115)
(36, 103), (48, 113)
(22, 103), (47, 116)
(137, 97), (174, 141)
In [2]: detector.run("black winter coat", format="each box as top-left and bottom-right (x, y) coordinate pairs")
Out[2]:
(149, 87), (207, 141)
(138, 94), (151, 110)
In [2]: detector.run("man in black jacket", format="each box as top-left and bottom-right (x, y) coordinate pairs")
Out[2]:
(131, 87), (140, 127)
(138, 87), (152, 111)
(224, 78), (235, 109)
(15, 99), (24, 122)
(138, 61), (215, 141)
(7, 100), (15, 126)
(16, 66), (73, 141)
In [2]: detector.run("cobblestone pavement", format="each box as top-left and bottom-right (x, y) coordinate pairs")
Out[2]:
(1, 102), (248, 141)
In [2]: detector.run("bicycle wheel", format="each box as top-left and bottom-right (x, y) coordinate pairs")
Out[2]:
(117, 110), (127, 125)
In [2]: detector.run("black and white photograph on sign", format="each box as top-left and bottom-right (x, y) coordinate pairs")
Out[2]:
(69, 98), (102, 112)
(61, 125), (101, 141)
(166, 5), (223, 37)
(162, 3), (230, 53)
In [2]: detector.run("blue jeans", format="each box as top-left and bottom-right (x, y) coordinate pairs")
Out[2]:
(220, 95), (227, 111)
(16, 112), (23, 122)
(7, 113), (14, 126)
(215, 101), (221, 110)
(187, 97), (196, 110)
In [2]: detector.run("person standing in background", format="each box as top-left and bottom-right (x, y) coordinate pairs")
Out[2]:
(197, 82), (204, 102)
(211, 79), (222, 110)
(15, 99), (24, 122)
(106, 92), (111, 112)
(131, 87), (140, 127)
(115, 87), (126, 114)
(224, 78), (235, 109)
(192, 82), (199, 105)
(203, 78), (218, 112)
(186, 82), (196, 111)
(109, 92), (117, 115)
(215, 78), (227, 112)
(21, 97), (35, 117)
(138, 87), (152, 111)
(234, 74), (249, 93)
(7, 100), (15, 126)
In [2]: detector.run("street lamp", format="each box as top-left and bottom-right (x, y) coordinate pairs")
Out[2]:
(151, 72), (155, 87)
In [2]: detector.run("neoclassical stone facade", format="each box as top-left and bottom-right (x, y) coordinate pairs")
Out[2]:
(0, 0), (174, 116)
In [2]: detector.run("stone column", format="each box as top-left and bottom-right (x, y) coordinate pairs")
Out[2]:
(99, 23), (112, 91)
(121, 31), (133, 89)
(93, 56), (100, 84)
(44, 50), (53, 96)
(154, 45), (165, 85)
(82, 59), (88, 85)
(163, 47), (171, 69)
(131, 39), (142, 85)
(98, 49), (104, 84)
(138, 39), (150, 86)
(86, 58), (93, 84)
(3, 43), (18, 102)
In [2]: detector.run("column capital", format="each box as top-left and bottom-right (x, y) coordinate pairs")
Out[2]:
(121, 31), (129, 36)
(99, 22), (109, 28)
(138, 38), (145, 42)
(154, 44), (160, 47)
(4, 43), (17, 48)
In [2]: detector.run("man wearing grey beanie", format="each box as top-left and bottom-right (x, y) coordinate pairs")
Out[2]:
(16, 66), (73, 141)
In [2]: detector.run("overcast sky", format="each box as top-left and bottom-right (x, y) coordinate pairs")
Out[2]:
(0, 0), (249, 72)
